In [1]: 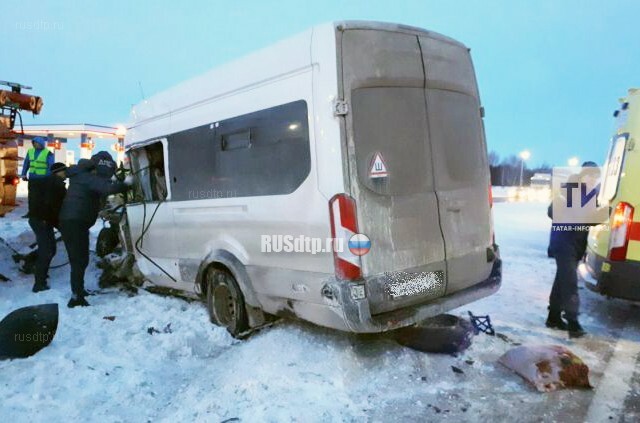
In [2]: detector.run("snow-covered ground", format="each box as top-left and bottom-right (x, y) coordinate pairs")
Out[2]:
(1, 199), (639, 422)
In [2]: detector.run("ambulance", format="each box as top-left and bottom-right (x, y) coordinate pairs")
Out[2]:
(581, 88), (640, 301)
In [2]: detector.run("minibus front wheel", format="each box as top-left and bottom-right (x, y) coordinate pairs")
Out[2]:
(205, 267), (249, 337)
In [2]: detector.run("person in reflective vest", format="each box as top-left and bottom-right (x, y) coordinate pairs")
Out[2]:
(21, 136), (54, 180)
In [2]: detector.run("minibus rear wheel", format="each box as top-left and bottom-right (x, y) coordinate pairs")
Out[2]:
(205, 267), (249, 337)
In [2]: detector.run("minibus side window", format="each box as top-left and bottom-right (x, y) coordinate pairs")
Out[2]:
(167, 100), (311, 200)
(129, 142), (168, 202)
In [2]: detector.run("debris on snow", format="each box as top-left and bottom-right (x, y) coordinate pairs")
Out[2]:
(393, 314), (475, 354)
(499, 345), (593, 392)
(451, 365), (465, 374)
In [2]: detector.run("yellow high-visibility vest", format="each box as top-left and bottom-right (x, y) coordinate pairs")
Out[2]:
(27, 148), (51, 176)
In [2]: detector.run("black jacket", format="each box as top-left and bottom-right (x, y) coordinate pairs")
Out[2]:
(28, 174), (67, 227)
(59, 159), (127, 225)
(547, 203), (590, 259)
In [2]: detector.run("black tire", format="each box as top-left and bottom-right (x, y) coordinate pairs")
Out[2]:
(205, 267), (249, 337)
(96, 227), (119, 258)
(392, 314), (475, 354)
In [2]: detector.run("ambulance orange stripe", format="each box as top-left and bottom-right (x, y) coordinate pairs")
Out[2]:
(629, 222), (640, 241)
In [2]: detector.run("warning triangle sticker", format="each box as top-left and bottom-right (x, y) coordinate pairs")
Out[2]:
(369, 152), (388, 178)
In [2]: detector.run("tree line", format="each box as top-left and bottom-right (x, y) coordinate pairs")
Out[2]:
(489, 151), (552, 186)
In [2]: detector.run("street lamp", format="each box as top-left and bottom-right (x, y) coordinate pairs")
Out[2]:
(519, 150), (531, 187)
(568, 157), (579, 167)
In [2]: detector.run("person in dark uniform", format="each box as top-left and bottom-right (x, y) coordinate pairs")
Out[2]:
(546, 161), (600, 338)
(27, 162), (67, 292)
(59, 152), (130, 307)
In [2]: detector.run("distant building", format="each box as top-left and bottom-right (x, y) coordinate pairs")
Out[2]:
(17, 123), (125, 173)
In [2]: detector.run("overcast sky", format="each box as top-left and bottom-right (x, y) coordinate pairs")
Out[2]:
(3, 0), (639, 166)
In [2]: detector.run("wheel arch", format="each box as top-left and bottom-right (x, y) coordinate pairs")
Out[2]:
(196, 249), (262, 310)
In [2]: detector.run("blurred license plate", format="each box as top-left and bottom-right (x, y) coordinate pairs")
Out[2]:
(385, 271), (445, 298)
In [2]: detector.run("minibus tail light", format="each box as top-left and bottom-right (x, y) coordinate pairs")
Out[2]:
(329, 194), (362, 281)
(609, 202), (634, 261)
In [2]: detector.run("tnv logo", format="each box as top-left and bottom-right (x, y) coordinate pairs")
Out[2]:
(552, 166), (606, 225)
(561, 182), (601, 208)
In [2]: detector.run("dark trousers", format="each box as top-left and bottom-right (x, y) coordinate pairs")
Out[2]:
(549, 253), (580, 320)
(60, 220), (92, 298)
(28, 218), (56, 287)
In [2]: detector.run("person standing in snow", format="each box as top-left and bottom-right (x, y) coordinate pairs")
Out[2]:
(546, 161), (601, 338)
(21, 137), (54, 182)
(27, 162), (68, 292)
(59, 151), (130, 308)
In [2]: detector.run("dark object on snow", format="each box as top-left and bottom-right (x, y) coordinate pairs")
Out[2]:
(147, 323), (173, 335)
(0, 273), (9, 282)
(495, 332), (521, 346)
(392, 314), (475, 354)
(0, 303), (58, 359)
(7, 234), (64, 275)
(96, 226), (119, 258)
(96, 204), (125, 258)
(15, 249), (37, 274)
(103, 316), (116, 321)
(468, 311), (495, 335)
(451, 365), (464, 374)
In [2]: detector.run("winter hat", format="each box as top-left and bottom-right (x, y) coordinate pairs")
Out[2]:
(50, 162), (67, 174)
(31, 136), (47, 148)
(76, 159), (96, 171)
(91, 151), (117, 178)
(578, 161), (600, 180)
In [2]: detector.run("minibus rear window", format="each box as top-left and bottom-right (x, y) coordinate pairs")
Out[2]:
(351, 87), (432, 196)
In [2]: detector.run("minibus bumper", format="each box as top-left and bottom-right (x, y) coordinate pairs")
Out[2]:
(581, 253), (640, 301)
(323, 258), (502, 333)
